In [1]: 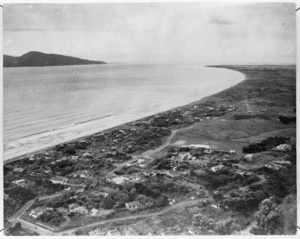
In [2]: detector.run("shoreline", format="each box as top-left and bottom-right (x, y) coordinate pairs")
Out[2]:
(4, 66), (245, 165)
(4, 65), (296, 235)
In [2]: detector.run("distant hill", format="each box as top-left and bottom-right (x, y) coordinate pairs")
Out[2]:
(4, 51), (107, 67)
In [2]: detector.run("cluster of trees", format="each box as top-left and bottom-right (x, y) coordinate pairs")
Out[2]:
(191, 104), (227, 118)
(4, 197), (22, 218)
(195, 215), (243, 235)
(242, 136), (289, 153)
(129, 127), (171, 151)
(115, 166), (140, 175)
(278, 115), (296, 124)
(5, 187), (36, 205)
(34, 179), (65, 195)
(233, 114), (270, 120)
(4, 187), (36, 218)
(46, 192), (76, 209)
(220, 190), (269, 211)
(38, 210), (66, 227)
(107, 151), (131, 162)
(50, 160), (75, 176)
(151, 114), (185, 127)
(6, 222), (23, 236)
(193, 167), (259, 190)
(251, 197), (282, 234)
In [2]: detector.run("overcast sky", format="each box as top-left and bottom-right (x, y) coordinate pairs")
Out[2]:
(3, 3), (296, 64)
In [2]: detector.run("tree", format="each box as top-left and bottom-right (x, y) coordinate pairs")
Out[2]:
(254, 197), (282, 234)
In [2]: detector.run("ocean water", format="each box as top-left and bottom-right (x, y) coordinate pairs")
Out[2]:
(4, 64), (244, 160)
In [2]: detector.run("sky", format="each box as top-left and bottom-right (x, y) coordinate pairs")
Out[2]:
(3, 2), (297, 64)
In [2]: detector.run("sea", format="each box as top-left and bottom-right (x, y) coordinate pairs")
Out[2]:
(3, 64), (244, 161)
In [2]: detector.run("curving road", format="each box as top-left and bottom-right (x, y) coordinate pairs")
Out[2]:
(55, 197), (212, 236)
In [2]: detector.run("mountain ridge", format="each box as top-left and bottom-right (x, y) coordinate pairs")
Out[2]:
(4, 51), (107, 67)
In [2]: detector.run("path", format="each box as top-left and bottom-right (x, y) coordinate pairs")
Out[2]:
(8, 193), (63, 234)
(55, 197), (212, 236)
(107, 129), (179, 177)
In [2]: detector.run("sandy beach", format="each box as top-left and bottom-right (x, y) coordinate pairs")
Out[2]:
(4, 65), (244, 161)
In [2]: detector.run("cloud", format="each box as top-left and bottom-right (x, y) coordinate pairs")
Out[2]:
(210, 16), (234, 25)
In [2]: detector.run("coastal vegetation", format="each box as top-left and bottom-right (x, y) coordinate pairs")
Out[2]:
(4, 65), (296, 236)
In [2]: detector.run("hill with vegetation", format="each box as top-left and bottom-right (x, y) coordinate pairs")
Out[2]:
(4, 51), (106, 67)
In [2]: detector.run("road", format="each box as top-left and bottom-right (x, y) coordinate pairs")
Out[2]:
(8, 129), (180, 235)
(107, 129), (178, 177)
(9, 128), (190, 236)
(142, 129), (178, 157)
(8, 193), (63, 234)
(55, 197), (212, 236)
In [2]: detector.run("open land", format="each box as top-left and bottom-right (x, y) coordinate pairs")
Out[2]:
(4, 65), (296, 236)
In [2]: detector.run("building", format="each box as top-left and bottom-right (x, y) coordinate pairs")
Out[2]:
(243, 154), (254, 162)
(97, 191), (109, 198)
(275, 144), (291, 152)
(90, 208), (99, 216)
(13, 167), (24, 173)
(82, 152), (93, 159)
(70, 206), (88, 215)
(210, 165), (224, 173)
(12, 179), (26, 187)
(139, 164), (146, 168)
(110, 176), (128, 185)
(107, 228), (121, 236)
(50, 176), (68, 185)
(125, 201), (142, 210)
(75, 188), (85, 194)
(189, 144), (210, 149)
(29, 207), (45, 219)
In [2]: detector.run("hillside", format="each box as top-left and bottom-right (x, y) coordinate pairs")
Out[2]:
(3, 51), (107, 67)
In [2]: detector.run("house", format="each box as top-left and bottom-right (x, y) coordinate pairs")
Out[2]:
(13, 167), (24, 173)
(107, 228), (121, 236)
(125, 201), (142, 210)
(82, 152), (93, 159)
(70, 206), (88, 215)
(12, 179), (26, 187)
(139, 164), (146, 168)
(97, 191), (109, 198)
(243, 154), (255, 163)
(110, 176), (128, 185)
(75, 188), (85, 194)
(210, 165), (224, 173)
(275, 144), (291, 152)
(190, 144), (210, 149)
(50, 176), (67, 185)
(90, 208), (99, 216)
(211, 204), (220, 209)
(138, 158), (145, 164)
(169, 199), (176, 205)
(29, 207), (45, 219)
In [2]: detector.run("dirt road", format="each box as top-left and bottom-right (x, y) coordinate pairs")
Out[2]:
(55, 197), (212, 236)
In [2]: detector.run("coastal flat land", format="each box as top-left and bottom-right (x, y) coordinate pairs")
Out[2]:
(4, 65), (296, 236)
